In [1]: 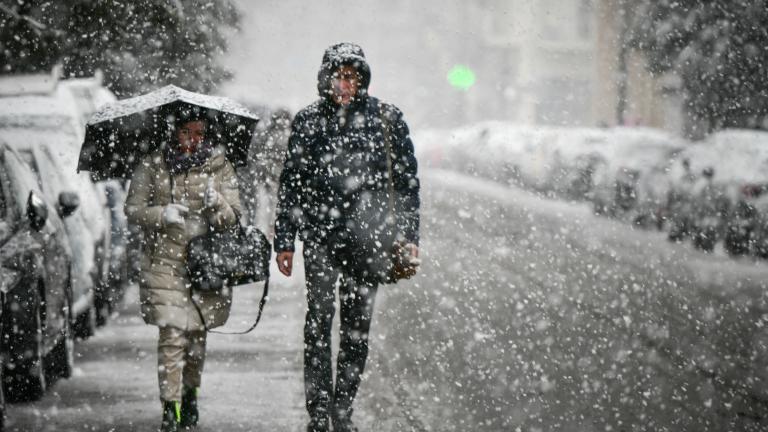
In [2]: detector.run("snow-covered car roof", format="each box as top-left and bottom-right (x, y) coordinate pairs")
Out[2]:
(0, 76), (115, 233)
(59, 77), (118, 126)
(1, 127), (108, 237)
(677, 129), (768, 185)
(0, 87), (84, 142)
(0, 72), (58, 97)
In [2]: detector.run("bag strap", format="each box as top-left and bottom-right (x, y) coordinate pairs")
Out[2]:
(195, 162), (270, 335)
(380, 107), (396, 223)
(191, 276), (270, 335)
(170, 174), (175, 204)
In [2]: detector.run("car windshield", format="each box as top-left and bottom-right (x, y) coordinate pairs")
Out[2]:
(2, 148), (40, 218)
(17, 149), (44, 192)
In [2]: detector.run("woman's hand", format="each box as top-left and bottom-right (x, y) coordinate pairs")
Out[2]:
(162, 204), (189, 228)
(204, 178), (221, 210)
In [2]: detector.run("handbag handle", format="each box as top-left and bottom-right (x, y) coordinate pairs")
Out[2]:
(381, 110), (396, 224)
(196, 277), (270, 335)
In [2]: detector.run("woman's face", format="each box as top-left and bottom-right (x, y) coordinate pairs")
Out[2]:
(176, 120), (206, 154)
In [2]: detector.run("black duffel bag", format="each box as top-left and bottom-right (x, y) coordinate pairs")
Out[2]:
(328, 222), (419, 286)
(186, 224), (271, 292)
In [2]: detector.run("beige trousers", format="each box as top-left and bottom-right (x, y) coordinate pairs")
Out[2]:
(157, 326), (207, 402)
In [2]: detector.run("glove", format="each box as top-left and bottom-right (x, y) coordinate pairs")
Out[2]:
(162, 204), (189, 228)
(204, 178), (221, 210)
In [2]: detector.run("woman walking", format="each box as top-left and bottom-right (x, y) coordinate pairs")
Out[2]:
(125, 107), (242, 432)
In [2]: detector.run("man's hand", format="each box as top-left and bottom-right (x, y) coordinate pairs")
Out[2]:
(401, 243), (421, 268)
(403, 243), (419, 260)
(276, 251), (294, 277)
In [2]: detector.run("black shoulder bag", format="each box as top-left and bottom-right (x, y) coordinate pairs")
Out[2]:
(170, 175), (271, 334)
(327, 108), (419, 285)
(186, 223), (271, 334)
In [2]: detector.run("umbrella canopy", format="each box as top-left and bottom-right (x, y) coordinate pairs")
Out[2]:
(78, 85), (259, 180)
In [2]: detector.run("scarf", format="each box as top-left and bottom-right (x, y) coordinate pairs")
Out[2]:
(163, 141), (214, 175)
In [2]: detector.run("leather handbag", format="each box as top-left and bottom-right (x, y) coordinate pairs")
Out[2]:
(186, 224), (271, 292)
(186, 223), (271, 335)
(168, 174), (270, 335)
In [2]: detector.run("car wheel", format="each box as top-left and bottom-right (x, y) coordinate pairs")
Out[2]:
(0, 377), (4, 432)
(693, 228), (717, 252)
(73, 306), (96, 340)
(0, 294), (5, 430)
(46, 283), (75, 380)
(94, 289), (110, 328)
(2, 279), (47, 402)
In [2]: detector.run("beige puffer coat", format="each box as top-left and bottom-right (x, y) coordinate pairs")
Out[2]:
(125, 146), (242, 330)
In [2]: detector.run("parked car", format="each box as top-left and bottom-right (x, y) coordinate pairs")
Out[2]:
(0, 143), (76, 402)
(723, 190), (759, 256)
(0, 72), (115, 330)
(9, 139), (100, 338)
(671, 130), (768, 255)
(60, 75), (129, 322)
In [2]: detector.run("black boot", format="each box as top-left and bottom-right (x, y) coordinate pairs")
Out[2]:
(160, 401), (180, 432)
(332, 413), (358, 432)
(306, 412), (329, 432)
(180, 386), (199, 429)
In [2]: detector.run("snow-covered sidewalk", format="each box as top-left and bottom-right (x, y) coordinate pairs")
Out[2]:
(4, 263), (307, 431)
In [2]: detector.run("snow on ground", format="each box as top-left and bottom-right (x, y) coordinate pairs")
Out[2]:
(4, 257), (307, 432)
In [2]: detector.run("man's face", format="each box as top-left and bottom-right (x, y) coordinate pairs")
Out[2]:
(331, 65), (361, 106)
(176, 120), (206, 154)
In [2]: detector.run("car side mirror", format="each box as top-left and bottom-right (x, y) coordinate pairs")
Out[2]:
(58, 191), (80, 217)
(27, 191), (48, 231)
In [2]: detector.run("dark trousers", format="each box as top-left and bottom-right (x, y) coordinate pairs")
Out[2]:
(302, 241), (379, 422)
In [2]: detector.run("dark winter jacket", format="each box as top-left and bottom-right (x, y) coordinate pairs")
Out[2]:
(274, 43), (420, 252)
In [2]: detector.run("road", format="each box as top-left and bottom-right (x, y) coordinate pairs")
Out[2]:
(6, 169), (768, 431)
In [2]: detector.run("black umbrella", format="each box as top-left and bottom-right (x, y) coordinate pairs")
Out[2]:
(78, 85), (259, 181)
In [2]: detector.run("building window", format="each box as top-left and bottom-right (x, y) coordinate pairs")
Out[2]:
(578, 0), (594, 40)
(482, 0), (516, 41)
(540, 0), (593, 42)
(540, 0), (564, 41)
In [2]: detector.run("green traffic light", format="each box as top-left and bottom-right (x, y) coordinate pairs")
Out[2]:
(447, 65), (476, 90)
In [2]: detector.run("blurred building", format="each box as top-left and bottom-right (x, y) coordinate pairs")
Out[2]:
(470, 0), (685, 134)
(471, 0), (597, 126)
(224, 0), (685, 133)
(592, 0), (685, 134)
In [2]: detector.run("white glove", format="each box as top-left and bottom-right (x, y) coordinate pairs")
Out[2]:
(204, 178), (221, 210)
(162, 204), (189, 228)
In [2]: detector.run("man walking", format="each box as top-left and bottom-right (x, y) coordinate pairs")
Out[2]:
(273, 42), (420, 432)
